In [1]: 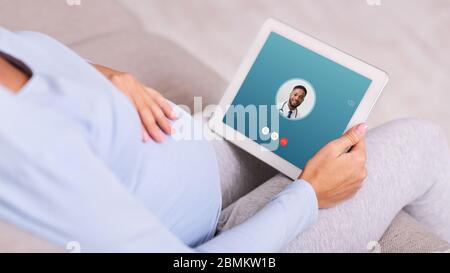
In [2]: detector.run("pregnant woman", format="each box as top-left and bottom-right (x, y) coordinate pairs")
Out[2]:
(0, 28), (449, 252)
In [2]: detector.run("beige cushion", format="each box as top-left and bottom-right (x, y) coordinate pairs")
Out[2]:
(0, 0), (139, 44)
(379, 211), (450, 253)
(71, 30), (226, 113)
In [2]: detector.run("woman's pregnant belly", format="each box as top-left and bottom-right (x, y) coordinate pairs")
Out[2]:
(131, 108), (222, 247)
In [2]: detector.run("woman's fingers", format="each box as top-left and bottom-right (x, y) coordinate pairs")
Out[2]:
(93, 66), (176, 143)
(133, 86), (175, 142)
(141, 125), (151, 142)
(350, 138), (366, 157)
(146, 96), (173, 136)
(146, 87), (178, 120)
(300, 124), (369, 208)
(139, 103), (165, 143)
(330, 123), (368, 156)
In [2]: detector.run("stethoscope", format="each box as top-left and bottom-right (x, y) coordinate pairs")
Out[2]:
(279, 101), (298, 118)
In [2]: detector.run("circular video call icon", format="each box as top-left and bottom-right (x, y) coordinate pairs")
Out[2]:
(261, 126), (279, 142)
(261, 126), (270, 136)
(276, 79), (316, 121)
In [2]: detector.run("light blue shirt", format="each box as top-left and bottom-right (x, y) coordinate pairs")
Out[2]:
(0, 28), (318, 252)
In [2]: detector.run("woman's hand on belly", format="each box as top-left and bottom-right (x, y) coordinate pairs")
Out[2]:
(93, 64), (178, 143)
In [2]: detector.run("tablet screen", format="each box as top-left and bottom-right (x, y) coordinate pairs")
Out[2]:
(223, 32), (372, 169)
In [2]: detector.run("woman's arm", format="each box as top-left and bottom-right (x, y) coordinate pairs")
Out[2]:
(199, 123), (369, 252)
(0, 92), (191, 252)
(0, 90), (319, 252)
(0, 89), (367, 252)
(197, 180), (318, 252)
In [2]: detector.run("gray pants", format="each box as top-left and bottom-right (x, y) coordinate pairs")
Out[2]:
(211, 118), (450, 252)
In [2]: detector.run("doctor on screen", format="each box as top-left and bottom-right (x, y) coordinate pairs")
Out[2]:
(279, 85), (308, 119)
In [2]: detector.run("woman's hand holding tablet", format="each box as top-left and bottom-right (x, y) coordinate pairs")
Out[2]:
(209, 18), (388, 180)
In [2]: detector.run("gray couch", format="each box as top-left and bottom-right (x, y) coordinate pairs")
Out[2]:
(0, 0), (448, 253)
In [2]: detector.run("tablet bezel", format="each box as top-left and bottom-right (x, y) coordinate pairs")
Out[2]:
(208, 18), (389, 180)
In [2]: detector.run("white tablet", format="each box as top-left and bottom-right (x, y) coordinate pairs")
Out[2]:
(208, 18), (388, 180)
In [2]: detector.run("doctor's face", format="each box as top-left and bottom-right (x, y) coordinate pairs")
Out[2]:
(289, 89), (306, 108)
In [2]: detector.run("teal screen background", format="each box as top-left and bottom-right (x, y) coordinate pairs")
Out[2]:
(224, 32), (372, 169)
